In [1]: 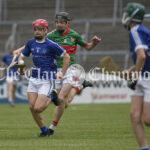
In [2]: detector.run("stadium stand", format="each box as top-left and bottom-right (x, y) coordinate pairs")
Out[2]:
(0, 0), (150, 69)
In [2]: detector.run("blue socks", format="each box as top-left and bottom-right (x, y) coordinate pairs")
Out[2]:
(141, 146), (149, 150)
(40, 126), (47, 133)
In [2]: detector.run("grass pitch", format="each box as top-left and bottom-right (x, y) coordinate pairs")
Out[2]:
(0, 103), (149, 150)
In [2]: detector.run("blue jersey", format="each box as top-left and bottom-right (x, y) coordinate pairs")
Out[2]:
(129, 24), (150, 73)
(22, 38), (66, 79)
(2, 54), (18, 77)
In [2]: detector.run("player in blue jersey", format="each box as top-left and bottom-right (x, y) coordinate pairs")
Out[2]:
(122, 3), (150, 150)
(18, 19), (70, 137)
(1, 49), (19, 106)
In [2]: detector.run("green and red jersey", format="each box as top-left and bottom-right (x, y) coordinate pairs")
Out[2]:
(47, 28), (88, 68)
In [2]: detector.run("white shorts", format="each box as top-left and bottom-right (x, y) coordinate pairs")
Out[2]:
(55, 68), (83, 90)
(27, 77), (53, 97)
(6, 76), (17, 84)
(132, 76), (150, 102)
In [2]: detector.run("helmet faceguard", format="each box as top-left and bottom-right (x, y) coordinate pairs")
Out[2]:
(122, 3), (145, 29)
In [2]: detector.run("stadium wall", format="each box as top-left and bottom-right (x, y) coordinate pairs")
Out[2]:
(0, 74), (133, 104)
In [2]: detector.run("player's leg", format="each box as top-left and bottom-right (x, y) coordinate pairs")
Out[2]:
(48, 83), (72, 136)
(7, 81), (15, 106)
(65, 87), (77, 108)
(142, 85), (150, 127)
(138, 79), (150, 150)
(34, 94), (50, 113)
(53, 83), (72, 121)
(50, 80), (93, 105)
(143, 102), (150, 126)
(130, 96), (148, 148)
(139, 93), (150, 150)
(27, 78), (53, 137)
(12, 83), (17, 102)
(28, 92), (47, 137)
(64, 79), (88, 108)
(28, 92), (40, 126)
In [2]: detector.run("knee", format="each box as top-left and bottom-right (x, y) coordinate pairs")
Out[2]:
(33, 106), (43, 113)
(130, 111), (141, 124)
(65, 101), (69, 109)
(58, 95), (65, 104)
(29, 104), (34, 111)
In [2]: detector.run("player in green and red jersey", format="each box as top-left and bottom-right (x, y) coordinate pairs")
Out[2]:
(47, 12), (101, 136)
(47, 22), (88, 68)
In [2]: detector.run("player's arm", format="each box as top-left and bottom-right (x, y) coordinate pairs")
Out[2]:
(84, 36), (101, 51)
(76, 33), (101, 51)
(125, 49), (145, 90)
(13, 45), (25, 55)
(0, 56), (6, 79)
(0, 63), (5, 80)
(18, 55), (25, 64)
(17, 44), (30, 63)
(16, 41), (31, 74)
(61, 52), (70, 76)
(52, 42), (70, 79)
(135, 48), (146, 77)
(122, 65), (136, 74)
(127, 65), (136, 72)
(123, 49), (145, 80)
(56, 52), (70, 80)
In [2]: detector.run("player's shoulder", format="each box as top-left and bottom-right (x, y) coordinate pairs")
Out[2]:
(131, 24), (150, 35)
(45, 38), (58, 46)
(138, 25), (150, 35)
(69, 28), (81, 38)
(130, 24), (140, 33)
(47, 29), (57, 36)
(69, 28), (79, 35)
(26, 38), (35, 45)
(3, 53), (12, 62)
(4, 53), (9, 57)
(4, 53), (11, 58)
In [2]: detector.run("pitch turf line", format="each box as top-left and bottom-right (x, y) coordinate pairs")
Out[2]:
(0, 103), (149, 150)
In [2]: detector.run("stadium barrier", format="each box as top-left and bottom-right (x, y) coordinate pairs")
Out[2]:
(0, 73), (133, 104)
(0, 80), (28, 103)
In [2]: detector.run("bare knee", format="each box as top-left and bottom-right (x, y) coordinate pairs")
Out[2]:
(58, 95), (65, 104)
(33, 106), (43, 113)
(29, 104), (42, 113)
(29, 104), (34, 112)
(130, 111), (141, 124)
(65, 101), (69, 109)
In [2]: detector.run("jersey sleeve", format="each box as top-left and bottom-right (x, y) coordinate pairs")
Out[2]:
(21, 40), (31, 57)
(50, 41), (66, 57)
(2, 56), (6, 64)
(75, 32), (88, 47)
(47, 31), (55, 41)
(131, 27), (149, 52)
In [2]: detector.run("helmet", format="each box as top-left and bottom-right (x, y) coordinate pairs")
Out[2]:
(32, 19), (48, 28)
(55, 12), (71, 21)
(122, 3), (145, 28)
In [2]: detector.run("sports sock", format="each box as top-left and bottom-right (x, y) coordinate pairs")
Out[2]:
(74, 87), (81, 94)
(140, 146), (149, 150)
(40, 126), (47, 133)
(49, 121), (58, 131)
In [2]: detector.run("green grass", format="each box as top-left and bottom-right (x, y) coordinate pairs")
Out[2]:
(0, 103), (149, 150)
